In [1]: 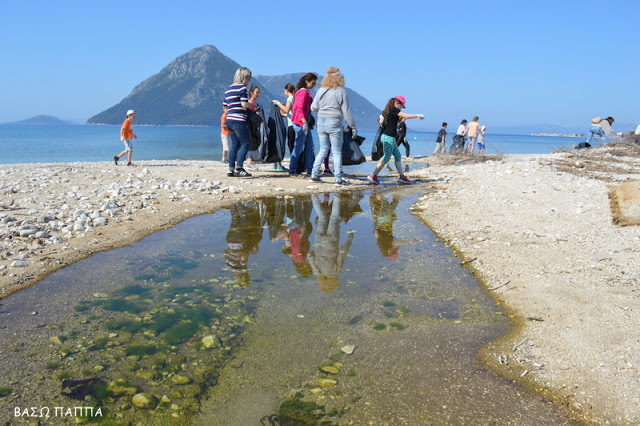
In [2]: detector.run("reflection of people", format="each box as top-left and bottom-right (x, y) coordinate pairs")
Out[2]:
(275, 196), (313, 277)
(224, 201), (263, 288)
(310, 194), (354, 293)
(114, 110), (137, 166)
(367, 96), (424, 185)
(370, 192), (416, 259)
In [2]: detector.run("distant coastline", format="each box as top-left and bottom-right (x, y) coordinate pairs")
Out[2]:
(530, 133), (586, 137)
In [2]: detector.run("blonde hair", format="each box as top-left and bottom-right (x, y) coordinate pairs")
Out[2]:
(321, 67), (345, 89)
(233, 67), (252, 84)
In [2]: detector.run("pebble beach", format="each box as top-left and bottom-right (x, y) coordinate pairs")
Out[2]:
(1, 143), (639, 425)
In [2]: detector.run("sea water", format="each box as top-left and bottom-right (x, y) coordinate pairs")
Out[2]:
(0, 124), (583, 165)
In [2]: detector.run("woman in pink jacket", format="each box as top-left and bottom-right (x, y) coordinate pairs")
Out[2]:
(289, 73), (318, 176)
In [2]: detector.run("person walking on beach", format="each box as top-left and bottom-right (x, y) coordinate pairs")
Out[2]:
(367, 96), (424, 185)
(477, 125), (486, 155)
(464, 116), (481, 155)
(114, 110), (137, 166)
(450, 119), (467, 154)
(220, 106), (230, 163)
(433, 122), (447, 155)
(289, 73), (318, 177)
(308, 67), (357, 186)
(272, 83), (296, 171)
(223, 67), (253, 177)
(586, 116), (622, 145)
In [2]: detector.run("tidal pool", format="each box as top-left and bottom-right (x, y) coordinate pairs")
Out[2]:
(0, 188), (574, 425)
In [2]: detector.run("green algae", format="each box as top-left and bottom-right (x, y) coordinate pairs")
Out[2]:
(389, 322), (406, 330)
(115, 284), (151, 297)
(382, 300), (396, 307)
(0, 387), (11, 398)
(104, 319), (144, 334)
(125, 344), (157, 357)
(278, 391), (334, 425)
(372, 323), (386, 330)
(100, 299), (145, 314)
(46, 362), (62, 370)
(348, 314), (364, 325)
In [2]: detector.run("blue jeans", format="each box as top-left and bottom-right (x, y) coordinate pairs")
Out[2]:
(289, 124), (315, 174)
(586, 126), (605, 145)
(227, 120), (250, 170)
(312, 118), (343, 181)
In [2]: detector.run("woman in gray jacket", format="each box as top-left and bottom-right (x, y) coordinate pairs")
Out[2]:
(308, 67), (357, 186)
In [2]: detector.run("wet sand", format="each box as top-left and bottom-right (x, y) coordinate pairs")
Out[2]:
(1, 145), (639, 424)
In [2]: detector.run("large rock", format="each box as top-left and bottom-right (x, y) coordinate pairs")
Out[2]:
(610, 180), (640, 226)
(132, 393), (157, 409)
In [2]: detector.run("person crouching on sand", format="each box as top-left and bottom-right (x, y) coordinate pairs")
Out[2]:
(114, 110), (137, 166)
(367, 96), (424, 185)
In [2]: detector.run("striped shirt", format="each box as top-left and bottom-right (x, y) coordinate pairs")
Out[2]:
(223, 84), (249, 122)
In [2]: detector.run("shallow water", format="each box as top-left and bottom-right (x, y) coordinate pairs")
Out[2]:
(0, 188), (574, 424)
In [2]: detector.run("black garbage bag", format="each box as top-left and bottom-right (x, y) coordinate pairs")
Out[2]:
(371, 125), (384, 161)
(261, 104), (286, 162)
(449, 134), (465, 155)
(342, 127), (366, 165)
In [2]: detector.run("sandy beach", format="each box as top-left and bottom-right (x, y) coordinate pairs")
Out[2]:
(1, 144), (639, 424)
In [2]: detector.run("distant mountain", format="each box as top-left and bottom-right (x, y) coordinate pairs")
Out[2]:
(255, 72), (382, 129)
(87, 45), (277, 126)
(5, 115), (75, 125)
(87, 45), (382, 128)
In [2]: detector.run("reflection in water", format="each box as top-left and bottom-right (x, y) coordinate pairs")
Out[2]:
(224, 201), (263, 288)
(273, 196), (313, 277)
(370, 192), (417, 259)
(0, 188), (575, 425)
(309, 193), (356, 293)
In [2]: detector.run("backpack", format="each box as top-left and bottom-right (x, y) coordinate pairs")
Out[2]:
(591, 117), (603, 124)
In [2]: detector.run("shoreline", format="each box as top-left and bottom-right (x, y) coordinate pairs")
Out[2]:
(1, 147), (639, 424)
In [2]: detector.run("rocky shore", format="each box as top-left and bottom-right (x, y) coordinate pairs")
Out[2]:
(1, 143), (639, 424)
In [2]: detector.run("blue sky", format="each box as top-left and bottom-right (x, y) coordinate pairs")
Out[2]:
(2, 0), (638, 130)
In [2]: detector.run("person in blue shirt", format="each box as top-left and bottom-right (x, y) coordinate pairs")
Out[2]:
(434, 122), (447, 155)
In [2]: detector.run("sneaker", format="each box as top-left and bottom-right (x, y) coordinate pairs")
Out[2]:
(126, 162), (133, 166)
(335, 179), (349, 186)
(235, 168), (252, 177)
(367, 174), (380, 185)
(308, 176), (321, 182)
(323, 169), (334, 176)
(245, 163), (254, 170)
(275, 166), (285, 171)
(113, 156), (118, 165)
(398, 176), (412, 184)
(289, 172), (300, 177)
(227, 170), (235, 177)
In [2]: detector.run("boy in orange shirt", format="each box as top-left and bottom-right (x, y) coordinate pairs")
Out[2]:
(221, 106), (230, 163)
(114, 110), (137, 166)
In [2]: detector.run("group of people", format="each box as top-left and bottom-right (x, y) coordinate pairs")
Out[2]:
(221, 66), (425, 186)
(433, 116), (486, 156)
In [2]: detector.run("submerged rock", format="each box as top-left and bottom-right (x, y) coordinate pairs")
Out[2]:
(340, 345), (356, 355)
(316, 378), (337, 387)
(132, 393), (157, 409)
